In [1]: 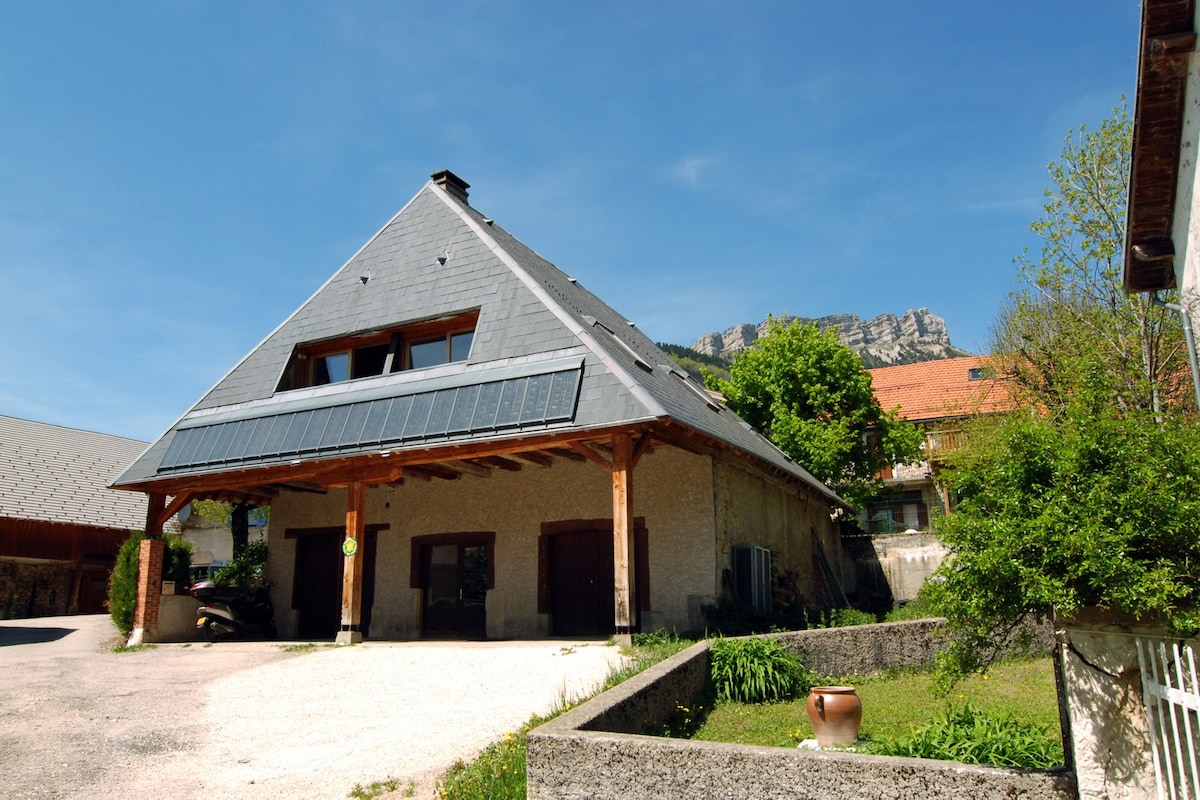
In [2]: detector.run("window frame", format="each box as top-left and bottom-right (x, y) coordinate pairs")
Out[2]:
(277, 310), (479, 392)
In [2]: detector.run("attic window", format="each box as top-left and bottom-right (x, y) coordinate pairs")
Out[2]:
(967, 366), (994, 381)
(277, 310), (479, 391)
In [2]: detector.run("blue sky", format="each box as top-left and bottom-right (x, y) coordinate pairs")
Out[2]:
(0, 2), (1141, 442)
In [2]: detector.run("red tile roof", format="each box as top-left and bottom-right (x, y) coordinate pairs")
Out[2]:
(868, 356), (1014, 423)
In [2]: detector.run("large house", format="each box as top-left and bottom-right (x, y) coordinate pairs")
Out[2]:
(113, 170), (848, 644)
(865, 355), (1012, 531)
(0, 415), (150, 617)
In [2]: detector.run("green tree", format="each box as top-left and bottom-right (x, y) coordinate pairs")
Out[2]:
(709, 319), (923, 509)
(929, 103), (1200, 689)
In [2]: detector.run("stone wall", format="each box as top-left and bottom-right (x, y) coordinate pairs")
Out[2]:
(527, 621), (1074, 800)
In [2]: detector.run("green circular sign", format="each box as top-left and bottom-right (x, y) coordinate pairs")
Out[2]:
(342, 537), (358, 557)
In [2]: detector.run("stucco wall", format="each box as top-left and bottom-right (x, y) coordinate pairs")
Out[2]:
(266, 445), (721, 639)
(1058, 610), (1184, 800)
(712, 456), (839, 608)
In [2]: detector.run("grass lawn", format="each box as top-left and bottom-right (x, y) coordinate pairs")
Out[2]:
(692, 657), (1061, 755)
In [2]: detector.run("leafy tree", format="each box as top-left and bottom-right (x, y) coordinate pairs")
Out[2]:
(189, 499), (269, 559)
(709, 318), (923, 509)
(929, 103), (1200, 689)
(996, 102), (1191, 418)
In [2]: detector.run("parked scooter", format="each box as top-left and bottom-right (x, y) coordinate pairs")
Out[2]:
(190, 580), (277, 642)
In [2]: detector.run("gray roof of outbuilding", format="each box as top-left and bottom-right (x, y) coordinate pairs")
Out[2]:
(112, 175), (843, 508)
(1, 415), (149, 530)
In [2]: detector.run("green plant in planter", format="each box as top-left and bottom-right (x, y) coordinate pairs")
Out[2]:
(108, 531), (193, 636)
(710, 637), (816, 704)
(867, 702), (1063, 769)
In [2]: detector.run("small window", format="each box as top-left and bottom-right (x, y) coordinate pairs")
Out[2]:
(967, 365), (994, 381)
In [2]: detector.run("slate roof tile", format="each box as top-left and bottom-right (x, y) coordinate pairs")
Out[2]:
(1, 416), (148, 530)
(112, 174), (843, 507)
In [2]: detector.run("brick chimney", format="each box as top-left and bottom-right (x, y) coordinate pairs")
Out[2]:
(430, 169), (470, 204)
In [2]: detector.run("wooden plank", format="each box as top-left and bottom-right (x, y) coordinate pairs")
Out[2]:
(144, 493), (166, 538)
(450, 460), (492, 478)
(477, 455), (522, 471)
(157, 492), (195, 531)
(338, 482), (366, 644)
(547, 447), (587, 462)
(514, 450), (555, 467)
(611, 432), (635, 639)
(570, 441), (612, 470)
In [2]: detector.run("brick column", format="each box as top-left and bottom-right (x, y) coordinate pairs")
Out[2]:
(129, 538), (165, 645)
(129, 493), (166, 646)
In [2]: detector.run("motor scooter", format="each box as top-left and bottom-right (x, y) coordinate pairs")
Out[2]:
(190, 580), (277, 642)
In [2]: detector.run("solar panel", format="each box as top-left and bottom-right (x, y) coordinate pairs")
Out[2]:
(423, 389), (455, 437)
(157, 364), (583, 474)
(380, 395), (412, 442)
(447, 384), (480, 433)
(300, 407), (334, 453)
(280, 411), (314, 454)
(403, 393), (435, 439)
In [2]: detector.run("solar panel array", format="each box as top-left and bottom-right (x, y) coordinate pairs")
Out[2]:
(157, 367), (582, 474)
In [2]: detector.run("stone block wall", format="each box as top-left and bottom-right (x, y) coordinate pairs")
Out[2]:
(527, 621), (1074, 800)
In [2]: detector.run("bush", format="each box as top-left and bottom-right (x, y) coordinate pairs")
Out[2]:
(883, 590), (943, 623)
(710, 637), (815, 704)
(108, 532), (193, 636)
(867, 702), (1063, 769)
(213, 539), (267, 587)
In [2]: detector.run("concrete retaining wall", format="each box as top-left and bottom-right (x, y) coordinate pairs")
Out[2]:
(527, 620), (1075, 800)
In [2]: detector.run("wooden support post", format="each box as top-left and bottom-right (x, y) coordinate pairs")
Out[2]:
(611, 432), (636, 645)
(129, 493), (166, 646)
(337, 481), (366, 644)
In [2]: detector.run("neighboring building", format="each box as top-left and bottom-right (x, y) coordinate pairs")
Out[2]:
(866, 355), (1012, 529)
(178, 504), (267, 581)
(112, 170), (848, 644)
(1125, 0), (1200, 402)
(0, 415), (150, 617)
(850, 356), (1013, 606)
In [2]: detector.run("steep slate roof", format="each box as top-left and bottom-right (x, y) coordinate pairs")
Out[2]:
(868, 356), (1014, 424)
(1, 415), (148, 530)
(113, 172), (842, 507)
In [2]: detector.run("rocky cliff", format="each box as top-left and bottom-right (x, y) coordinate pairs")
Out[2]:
(690, 308), (971, 368)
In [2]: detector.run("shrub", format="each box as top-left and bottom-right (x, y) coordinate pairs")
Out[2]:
(867, 702), (1063, 769)
(214, 539), (268, 587)
(108, 532), (193, 636)
(710, 637), (815, 704)
(884, 590), (942, 623)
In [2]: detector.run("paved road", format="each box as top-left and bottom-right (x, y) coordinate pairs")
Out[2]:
(0, 615), (622, 799)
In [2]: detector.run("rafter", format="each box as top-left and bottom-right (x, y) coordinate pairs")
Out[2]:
(476, 455), (522, 471)
(450, 460), (493, 479)
(514, 450), (555, 467)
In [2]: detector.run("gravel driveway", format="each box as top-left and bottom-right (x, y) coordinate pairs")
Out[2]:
(0, 615), (624, 800)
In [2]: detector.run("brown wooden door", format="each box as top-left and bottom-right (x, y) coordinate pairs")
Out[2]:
(294, 531), (378, 640)
(548, 528), (615, 636)
(422, 542), (488, 638)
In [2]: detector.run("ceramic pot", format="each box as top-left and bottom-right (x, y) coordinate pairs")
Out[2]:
(806, 686), (862, 746)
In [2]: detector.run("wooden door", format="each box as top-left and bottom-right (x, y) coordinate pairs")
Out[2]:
(548, 528), (615, 636)
(421, 541), (488, 638)
(294, 530), (379, 640)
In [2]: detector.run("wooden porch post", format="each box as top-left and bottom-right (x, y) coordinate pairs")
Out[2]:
(337, 481), (366, 644)
(612, 432), (636, 645)
(129, 492), (166, 646)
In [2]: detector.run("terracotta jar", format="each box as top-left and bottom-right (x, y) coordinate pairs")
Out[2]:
(806, 686), (862, 746)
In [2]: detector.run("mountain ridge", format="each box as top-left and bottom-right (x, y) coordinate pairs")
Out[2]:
(689, 308), (972, 369)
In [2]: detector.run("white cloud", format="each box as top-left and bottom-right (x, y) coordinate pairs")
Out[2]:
(669, 155), (718, 189)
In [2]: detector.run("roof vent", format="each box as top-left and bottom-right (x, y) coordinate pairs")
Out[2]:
(431, 169), (470, 204)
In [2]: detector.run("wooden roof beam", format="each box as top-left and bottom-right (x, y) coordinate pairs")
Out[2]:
(450, 460), (493, 479)
(476, 455), (522, 472)
(514, 450), (554, 467)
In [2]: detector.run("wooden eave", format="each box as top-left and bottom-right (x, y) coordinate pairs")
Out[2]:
(1125, 0), (1197, 292)
(114, 416), (848, 512)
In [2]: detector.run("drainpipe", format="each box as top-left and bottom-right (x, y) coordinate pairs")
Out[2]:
(1151, 292), (1200, 410)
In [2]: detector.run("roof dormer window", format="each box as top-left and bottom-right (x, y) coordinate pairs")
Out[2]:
(277, 310), (478, 392)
